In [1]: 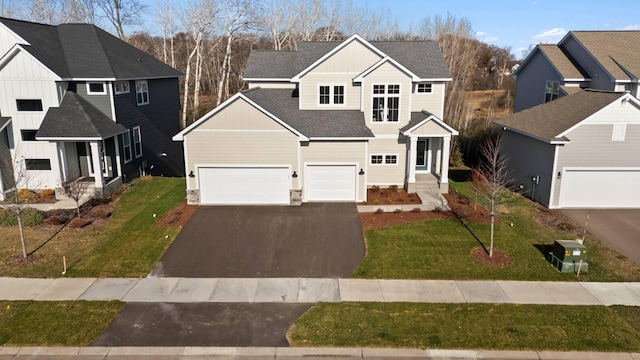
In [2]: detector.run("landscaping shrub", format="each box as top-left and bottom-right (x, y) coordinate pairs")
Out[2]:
(373, 199), (380, 205)
(90, 206), (112, 219)
(385, 198), (393, 204)
(389, 185), (399, 192)
(45, 215), (69, 226)
(454, 209), (468, 219)
(393, 209), (403, 214)
(0, 209), (17, 226)
(17, 189), (38, 203)
(371, 185), (380, 193)
(433, 207), (444, 213)
(21, 208), (45, 226)
(69, 218), (92, 228)
(374, 208), (384, 215)
(411, 208), (421, 213)
(40, 189), (55, 199)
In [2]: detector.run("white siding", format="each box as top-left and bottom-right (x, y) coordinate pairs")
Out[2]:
(0, 24), (24, 58)
(247, 82), (296, 89)
(367, 137), (406, 185)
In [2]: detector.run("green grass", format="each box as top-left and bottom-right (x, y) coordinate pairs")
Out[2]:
(352, 180), (640, 281)
(0, 177), (185, 277)
(288, 303), (640, 351)
(0, 301), (123, 346)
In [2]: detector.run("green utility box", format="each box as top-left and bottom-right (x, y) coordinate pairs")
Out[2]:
(546, 240), (589, 273)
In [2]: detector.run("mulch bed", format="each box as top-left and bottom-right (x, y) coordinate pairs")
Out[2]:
(156, 200), (198, 227)
(37, 200), (115, 232)
(443, 189), (496, 225)
(471, 247), (513, 267)
(365, 188), (421, 205)
(5, 253), (44, 266)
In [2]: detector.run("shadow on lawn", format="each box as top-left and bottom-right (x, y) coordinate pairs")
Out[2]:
(454, 213), (490, 255)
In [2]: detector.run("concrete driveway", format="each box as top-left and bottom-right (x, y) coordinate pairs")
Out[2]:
(151, 203), (365, 278)
(562, 209), (640, 265)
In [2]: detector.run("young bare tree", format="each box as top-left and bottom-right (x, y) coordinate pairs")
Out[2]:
(258, 0), (295, 50)
(471, 133), (512, 257)
(62, 178), (91, 218)
(95, 0), (147, 41)
(61, 0), (98, 23)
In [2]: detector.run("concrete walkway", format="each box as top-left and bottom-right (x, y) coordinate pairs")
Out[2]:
(1, 277), (639, 306)
(1, 346), (640, 359)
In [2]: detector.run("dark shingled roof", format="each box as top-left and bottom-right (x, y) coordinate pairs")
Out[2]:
(568, 31), (640, 80)
(494, 89), (624, 142)
(0, 117), (10, 131)
(241, 88), (374, 138)
(36, 92), (127, 139)
(401, 111), (437, 132)
(538, 44), (588, 80)
(244, 38), (451, 80)
(0, 17), (182, 79)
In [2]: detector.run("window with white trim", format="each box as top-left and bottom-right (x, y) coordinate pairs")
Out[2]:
(372, 84), (399, 122)
(371, 154), (398, 165)
(318, 85), (344, 105)
(121, 131), (132, 163)
(416, 83), (432, 93)
(115, 81), (130, 95)
(132, 126), (142, 158)
(87, 82), (106, 95)
(135, 80), (149, 105)
(545, 81), (559, 103)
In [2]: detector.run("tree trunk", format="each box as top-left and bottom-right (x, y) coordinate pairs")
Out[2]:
(17, 214), (26, 258)
(181, 46), (197, 128)
(217, 35), (233, 106)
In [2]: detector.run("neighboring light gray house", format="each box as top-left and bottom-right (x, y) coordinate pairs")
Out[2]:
(513, 31), (640, 112)
(174, 34), (458, 205)
(495, 89), (640, 209)
(0, 17), (183, 201)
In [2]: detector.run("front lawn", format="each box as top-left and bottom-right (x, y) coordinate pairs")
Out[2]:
(288, 303), (640, 352)
(0, 301), (123, 346)
(352, 181), (640, 281)
(0, 177), (185, 277)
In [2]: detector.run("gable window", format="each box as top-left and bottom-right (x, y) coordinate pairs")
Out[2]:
(612, 124), (626, 141)
(121, 131), (133, 163)
(16, 99), (43, 112)
(87, 82), (106, 95)
(370, 154), (398, 165)
(318, 85), (345, 105)
(114, 81), (130, 95)
(372, 84), (400, 122)
(25, 159), (51, 171)
(132, 126), (142, 158)
(545, 81), (559, 103)
(21, 130), (38, 141)
(417, 83), (432, 93)
(135, 80), (149, 105)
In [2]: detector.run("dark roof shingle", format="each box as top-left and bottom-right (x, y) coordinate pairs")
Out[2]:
(494, 89), (624, 142)
(568, 31), (640, 80)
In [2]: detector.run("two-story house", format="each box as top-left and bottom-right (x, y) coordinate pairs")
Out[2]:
(513, 31), (640, 112)
(0, 17), (183, 201)
(173, 35), (458, 205)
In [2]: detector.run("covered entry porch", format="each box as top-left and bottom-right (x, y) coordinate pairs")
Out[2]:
(402, 111), (459, 194)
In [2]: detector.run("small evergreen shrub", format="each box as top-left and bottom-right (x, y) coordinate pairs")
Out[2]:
(374, 208), (384, 215)
(21, 208), (45, 226)
(0, 209), (17, 226)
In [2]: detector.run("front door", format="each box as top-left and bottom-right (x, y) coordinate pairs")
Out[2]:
(415, 139), (428, 170)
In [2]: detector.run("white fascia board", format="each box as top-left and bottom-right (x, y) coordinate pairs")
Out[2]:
(556, 93), (633, 138)
(0, 21), (30, 46)
(292, 34), (386, 82)
(402, 113), (459, 136)
(415, 78), (453, 82)
(498, 125), (569, 144)
(37, 137), (103, 141)
(173, 92), (309, 142)
(3, 45), (62, 80)
(563, 78), (588, 82)
(0, 118), (10, 132)
(243, 78), (291, 82)
(67, 75), (182, 81)
(309, 137), (373, 141)
(353, 56), (419, 82)
(512, 45), (541, 77)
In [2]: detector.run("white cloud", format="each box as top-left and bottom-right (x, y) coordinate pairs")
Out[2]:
(621, 24), (640, 30)
(475, 30), (498, 43)
(532, 27), (566, 43)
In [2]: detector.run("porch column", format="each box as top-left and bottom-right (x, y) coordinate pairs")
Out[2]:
(89, 141), (104, 190)
(441, 136), (451, 184)
(58, 141), (68, 183)
(113, 135), (123, 177)
(408, 136), (417, 183)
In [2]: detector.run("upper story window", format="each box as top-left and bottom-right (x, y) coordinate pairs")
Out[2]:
(545, 81), (559, 103)
(87, 82), (106, 95)
(135, 80), (149, 106)
(416, 83), (432, 93)
(114, 81), (130, 95)
(16, 99), (43, 112)
(372, 84), (399, 122)
(21, 130), (38, 141)
(318, 85), (344, 105)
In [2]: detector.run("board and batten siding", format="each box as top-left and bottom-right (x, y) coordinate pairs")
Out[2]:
(76, 82), (112, 119)
(367, 137), (407, 185)
(502, 130), (556, 207)
(513, 50), (563, 112)
(301, 141), (367, 202)
(410, 83), (446, 118)
(361, 62), (413, 136)
(0, 26), (24, 57)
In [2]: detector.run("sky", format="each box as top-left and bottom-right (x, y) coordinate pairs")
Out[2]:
(139, 0), (640, 59)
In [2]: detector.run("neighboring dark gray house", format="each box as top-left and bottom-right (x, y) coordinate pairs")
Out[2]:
(496, 90), (640, 209)
(513, 31), (640, 112)
(0, 17), (183, 200)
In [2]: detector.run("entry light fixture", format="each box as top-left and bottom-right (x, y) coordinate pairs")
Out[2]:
(359, 168), (365, 175)
(188, 171), (195, 178)
(292, 171), (298, 178)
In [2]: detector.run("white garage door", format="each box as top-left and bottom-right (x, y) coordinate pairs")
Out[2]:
(306, 164), (357, 201)
(559, 169), (640, 208)
(199, 166), (290, 205)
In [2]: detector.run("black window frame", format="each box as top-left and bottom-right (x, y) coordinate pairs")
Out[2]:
(16, 99), (43, 112)
(25, 159), (51, 171)
(21, 130), (38, 141)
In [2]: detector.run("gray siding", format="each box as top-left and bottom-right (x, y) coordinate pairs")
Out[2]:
(502, 129), (555, 207)
(514, 51), (562, 112)
(114, 78), (184, 179)
(562, 37), (614, 91)
(75, 82), (112, 119)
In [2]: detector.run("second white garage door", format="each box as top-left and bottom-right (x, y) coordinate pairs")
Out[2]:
(559, 169), (640, 208)
(306, 164), (357, 201)
(199, 166), (290, 205)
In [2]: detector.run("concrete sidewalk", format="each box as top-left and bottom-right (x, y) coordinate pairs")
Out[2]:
(1, 346), (639, 359)
(1, 277), (639, 306)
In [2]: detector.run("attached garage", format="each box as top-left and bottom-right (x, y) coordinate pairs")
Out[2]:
(305, 164), (357, 202)
(199, 166), (291, 205)
(559, 169), (640, 208)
